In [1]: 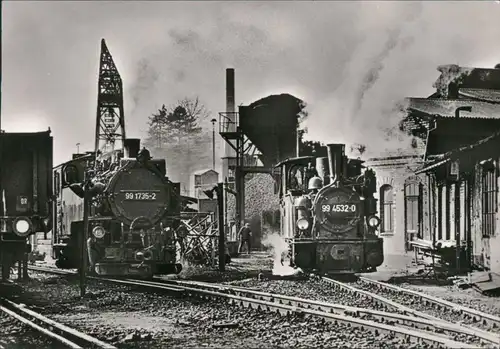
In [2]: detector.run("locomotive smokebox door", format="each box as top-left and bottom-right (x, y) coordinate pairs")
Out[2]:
(16, 196), (30, 213)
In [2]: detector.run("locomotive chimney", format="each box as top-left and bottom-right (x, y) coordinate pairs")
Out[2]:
(326, 144), (345, 182)
(316, 157), (331, 186)
(124, 138), (141, 158)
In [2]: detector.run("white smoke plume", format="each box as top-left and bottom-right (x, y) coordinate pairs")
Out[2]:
(261, 225), (302, 276)
(4, 2), (500, 164)
(301, 1), (500, 159)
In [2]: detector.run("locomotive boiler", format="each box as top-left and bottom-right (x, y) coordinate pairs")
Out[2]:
(276, 143), (383, 274)
(52, 138), (182, 278)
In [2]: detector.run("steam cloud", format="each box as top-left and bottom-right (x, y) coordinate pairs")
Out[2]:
(4, 2), (500, 164)
(300, 1), (500, 158)
(261, 225), (302, 276)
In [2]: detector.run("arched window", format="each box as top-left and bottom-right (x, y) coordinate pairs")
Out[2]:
(380, 185), (394, 233)
(404, 179), (423, 249)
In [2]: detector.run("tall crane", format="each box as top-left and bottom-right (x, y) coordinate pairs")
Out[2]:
(94, 39), (126, 154)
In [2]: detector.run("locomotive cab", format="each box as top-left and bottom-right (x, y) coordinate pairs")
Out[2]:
(275, 156), (317, 267)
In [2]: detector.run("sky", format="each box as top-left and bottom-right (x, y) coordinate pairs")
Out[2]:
(2, 1), (500, 164)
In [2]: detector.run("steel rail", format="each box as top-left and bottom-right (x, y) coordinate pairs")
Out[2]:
(322, 276), (500, 345)
(359, 276), (500, 330)
(27, 266), (184, 294)
(0, 298), (116, 349)
(151, 278), (498, 346)
(143, 279), (474, 348)
(0, 303), (81, 348)
(321, 276), (441, 318)
(26, 266), (488, 347)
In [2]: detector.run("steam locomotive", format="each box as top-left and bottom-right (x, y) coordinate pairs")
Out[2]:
(276, 143), (383, 274)
(0, 130), (53, 280)
(51, 139), (183, 278)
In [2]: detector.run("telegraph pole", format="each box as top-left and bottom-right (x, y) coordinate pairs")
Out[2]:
(0, 0), (3, 131)
(79, 172), (91, 297)
(454, 106), (472, 275)
(217, 183), (225, 272)
(0, 0), (4, 280)
(211, 118), (217, 170)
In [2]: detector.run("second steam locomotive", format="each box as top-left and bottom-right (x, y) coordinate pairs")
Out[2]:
(277, 143), (383, 274)
(52, 139), (183, 278)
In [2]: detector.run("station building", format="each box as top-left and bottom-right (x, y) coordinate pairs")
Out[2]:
(364, 154), (426, 269)
(367, 63), (500, 271)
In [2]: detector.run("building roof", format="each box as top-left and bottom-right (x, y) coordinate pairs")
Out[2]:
(445, 129), (500, 158)
(407, 97), (500, 119)
(459, 88), (500, 103)
(433, 65), (500, 93)
(415, 129), (500, 174)
(192, 168), (219, 176)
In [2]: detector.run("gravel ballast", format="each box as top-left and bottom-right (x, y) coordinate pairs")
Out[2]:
(1, 271), (440, 348)
(0, 311), (58, 349)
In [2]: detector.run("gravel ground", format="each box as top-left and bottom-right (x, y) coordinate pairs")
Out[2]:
(225, 276), (490, 347)
(362, 268), (500, 323)
(172, 252), (274, 283)
(226, 277), (404, 313)
(2, 271), (442, 349)
(0, 311), (59, 349)
(397, 283), (500, 317)
(351, 279), (500, 333)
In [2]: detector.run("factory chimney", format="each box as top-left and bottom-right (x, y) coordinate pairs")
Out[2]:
(226, 68), (235, 117)
(222, 68), (236, 183)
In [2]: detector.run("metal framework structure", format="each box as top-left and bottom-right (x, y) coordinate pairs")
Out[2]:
(94, 39), (126, 154)
(177, 212), (218, 266)
(218, 112), (272, 235)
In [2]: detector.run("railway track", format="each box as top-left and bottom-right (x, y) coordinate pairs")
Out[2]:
(25, 266), (489, 348)
(0, 293), (116, 349)
(321, 276), (500, 347)
(357, 276), (500, 330)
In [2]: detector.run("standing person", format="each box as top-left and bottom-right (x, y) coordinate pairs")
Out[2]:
(304, 162), (318, 189)
(238, 223), (252, 254)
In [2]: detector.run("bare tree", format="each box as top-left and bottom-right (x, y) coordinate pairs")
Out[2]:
(146, 96), (210, 148)
(145, 97), (214, 195)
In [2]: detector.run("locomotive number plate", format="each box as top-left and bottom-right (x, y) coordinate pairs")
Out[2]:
(321, 204), (356, 213)
(121, 190), (159, 201)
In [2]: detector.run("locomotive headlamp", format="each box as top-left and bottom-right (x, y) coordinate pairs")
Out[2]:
(367, 216), (381, 228)
(296, 218), (310, 231)
(92, 225), (106, 239)
(13, 217), (32, 237)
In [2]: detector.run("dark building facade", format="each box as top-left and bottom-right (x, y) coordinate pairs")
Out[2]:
(365, 64), (500, 270)
(405, 64), (500, 272)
